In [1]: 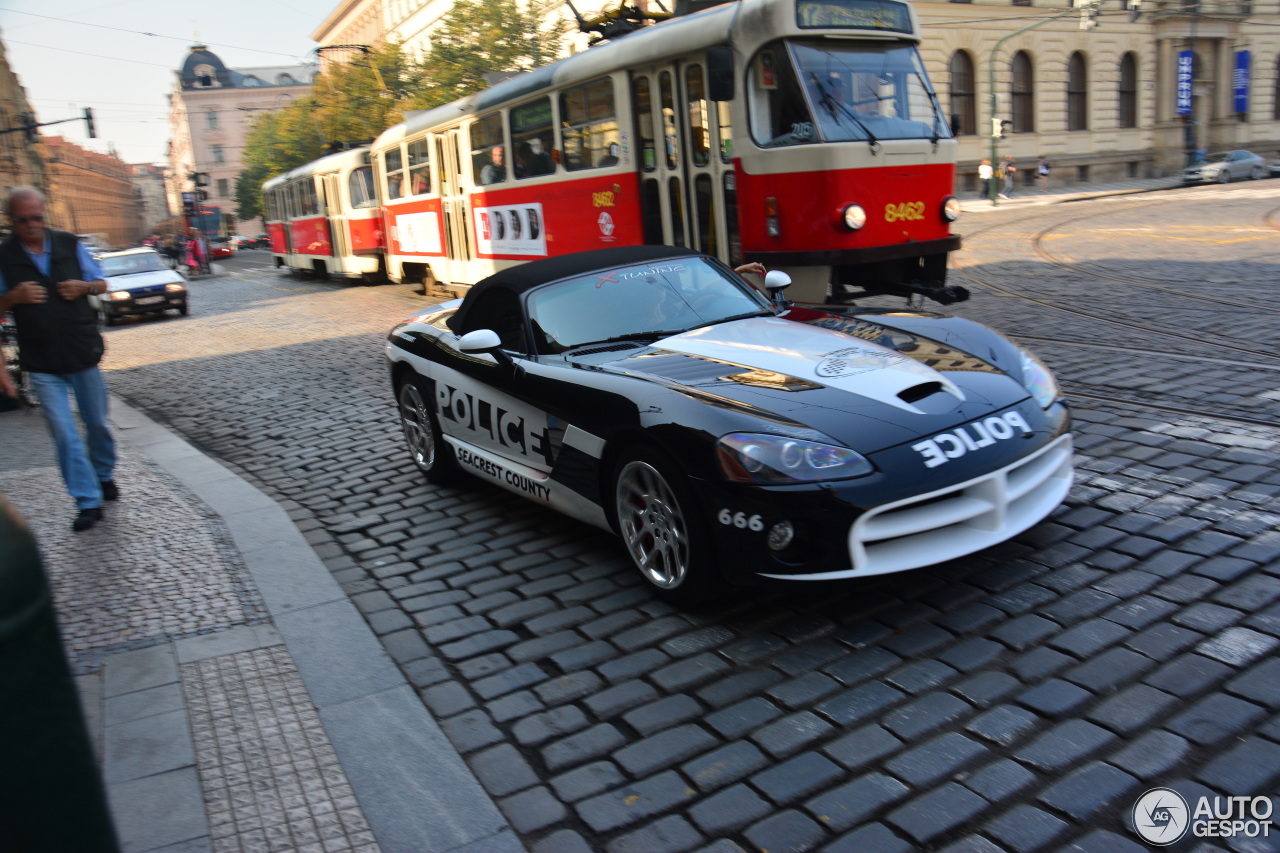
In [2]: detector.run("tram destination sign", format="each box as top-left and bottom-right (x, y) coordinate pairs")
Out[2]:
(797, 0), (912, 32)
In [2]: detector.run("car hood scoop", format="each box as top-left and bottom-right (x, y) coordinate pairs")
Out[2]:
(644, 317), (966, 414)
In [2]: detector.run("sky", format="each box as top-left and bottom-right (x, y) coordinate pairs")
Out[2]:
(0, 0), (324, 166)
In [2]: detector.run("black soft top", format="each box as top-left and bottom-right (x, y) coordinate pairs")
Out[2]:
(447, 246), (700, 334)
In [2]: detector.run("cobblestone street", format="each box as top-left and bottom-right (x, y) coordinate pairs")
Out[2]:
(92, 182), (1280, 852)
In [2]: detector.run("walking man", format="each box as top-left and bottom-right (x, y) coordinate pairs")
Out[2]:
(0, 187), (117, 531)
(999, 155), (1017, 199)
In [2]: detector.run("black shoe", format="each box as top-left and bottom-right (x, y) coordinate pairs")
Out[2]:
(100, 480), (119, 501)
(73, 507), (103, 532)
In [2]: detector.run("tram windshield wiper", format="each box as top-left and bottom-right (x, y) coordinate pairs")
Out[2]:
(808, 73), (878, 153)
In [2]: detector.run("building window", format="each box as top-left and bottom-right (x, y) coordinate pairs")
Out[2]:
(1067, 52), (1088, 131)
(212, 145), (225, 163)
(1274, 55), (1280, 120)
(1119, 53), (1138, 127)
(277, 74), (296, 85)
(216, 178), (229, 197)
(948, 51), (976, 135)
(1011, 51), (1034, 133)
(206, 108), (219, 130)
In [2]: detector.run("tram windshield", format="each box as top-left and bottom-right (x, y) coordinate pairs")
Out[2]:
(751, 40), (949, 146)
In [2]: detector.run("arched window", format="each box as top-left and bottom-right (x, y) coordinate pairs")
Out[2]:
(1067, 52), (1088, 131)
(277, 73), (296, 85)
(1011, 51), (1035, 133)
(948, 51), (976, 135)
(1274, 55), (1280, 120)
(1119, 52), (1138, 127)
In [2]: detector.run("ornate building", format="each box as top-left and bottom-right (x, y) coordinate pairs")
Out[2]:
(43, 136), (141, 248)
(167, 46), (313, 236)
(912, 0), (1279, 188)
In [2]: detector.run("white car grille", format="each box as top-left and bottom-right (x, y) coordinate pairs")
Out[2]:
(851, 433), (1074, 577)
(762, 433), (1073, 581)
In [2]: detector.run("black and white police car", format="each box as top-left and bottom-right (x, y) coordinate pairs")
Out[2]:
(387, 246), (1072, 602)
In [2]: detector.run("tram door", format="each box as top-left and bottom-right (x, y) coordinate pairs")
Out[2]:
(631, 60), (734, 266)
(325, 173), (348, 272)
(436, 128), (476, 285)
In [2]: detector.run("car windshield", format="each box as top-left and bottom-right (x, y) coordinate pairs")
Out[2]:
(526, 257), (772, 353)
(101, 252), (166, 276)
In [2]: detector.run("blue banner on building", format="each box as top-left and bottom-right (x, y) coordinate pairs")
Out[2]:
(1177, 50), (1194, 115)
(1234, 50), (1251, 113)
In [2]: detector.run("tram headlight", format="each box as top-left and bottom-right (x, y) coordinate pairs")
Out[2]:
(941, 196), (962, 222)
(841, 204), (867, 231)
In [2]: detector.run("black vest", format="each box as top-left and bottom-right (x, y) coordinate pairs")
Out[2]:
(0, 230), (103, 374)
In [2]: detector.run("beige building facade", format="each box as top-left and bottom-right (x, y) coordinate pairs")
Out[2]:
(167, 46), (313, 236)
(920, 0), (1280, 190)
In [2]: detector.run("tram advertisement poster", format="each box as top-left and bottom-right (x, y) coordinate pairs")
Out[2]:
(474, 204), (547, 258)
(393, 210), (443, 255)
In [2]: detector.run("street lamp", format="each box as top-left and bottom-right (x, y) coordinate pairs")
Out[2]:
(986, 0), (1105, 205)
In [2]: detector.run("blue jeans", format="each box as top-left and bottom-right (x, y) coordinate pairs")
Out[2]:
(29, 367), (116, 510)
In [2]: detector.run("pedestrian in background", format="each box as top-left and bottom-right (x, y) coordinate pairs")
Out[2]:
(0, 186), (117, 531)
(999, 155), (1017, 199)
(185, 227), (208, 276)
(1037, 156), (1051, 191)
(978, 159), (993, 199)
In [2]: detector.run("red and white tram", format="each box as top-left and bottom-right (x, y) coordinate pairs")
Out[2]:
(263, 147), (385, 282)
(268, 0), (963, 304)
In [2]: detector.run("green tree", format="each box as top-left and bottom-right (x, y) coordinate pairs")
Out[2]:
(412, 0), (563, 108)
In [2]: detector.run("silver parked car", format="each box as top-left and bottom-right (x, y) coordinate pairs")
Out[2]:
(1183, 150), (1267, 184)
(89, 247), (188, 325)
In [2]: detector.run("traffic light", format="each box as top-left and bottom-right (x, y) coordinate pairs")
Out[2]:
(1127, 0), (1142, 21)
(82, 107), (95, 138)
(195, 190), (209, 201)
(991, 118), (1011, 139)
(21, 112), (37, 144)
(1080, 6), (1099, 29)
(192, 172), (210, 187)
(182, 192), (196, 217)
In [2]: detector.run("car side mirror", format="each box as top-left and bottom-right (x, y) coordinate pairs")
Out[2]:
(458, 329), (502, 353)
(764, 270), (792, 307)
(458, 328), (518, 373)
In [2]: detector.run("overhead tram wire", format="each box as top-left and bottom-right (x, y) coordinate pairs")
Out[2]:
(0, 7), (314, 61)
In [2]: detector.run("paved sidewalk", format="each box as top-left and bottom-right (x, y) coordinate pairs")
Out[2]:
(0, 398), (524, 853)
(959, 175), (1185, 214)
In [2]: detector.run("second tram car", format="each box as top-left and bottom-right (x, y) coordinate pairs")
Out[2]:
(266, 0), (962, 304)
(263, 147), (385, 282)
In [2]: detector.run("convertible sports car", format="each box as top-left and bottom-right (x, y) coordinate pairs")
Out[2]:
(386, 246), (1073, 602)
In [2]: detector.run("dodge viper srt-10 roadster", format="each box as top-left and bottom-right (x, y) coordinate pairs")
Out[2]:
(386, 246), (1073, 602)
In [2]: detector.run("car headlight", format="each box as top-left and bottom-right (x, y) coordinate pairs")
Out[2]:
(108, 291), (131, 301)
(841, 204), (867, 231)
(1020, 349), (1060, 408)
(717, 433), (874, 484)
(941, 197), (962, 222)
(165, 283), (186, 292)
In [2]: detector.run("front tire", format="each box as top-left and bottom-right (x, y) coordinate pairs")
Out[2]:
(397, 376), (457, 483)
(612, 448), (716, 603)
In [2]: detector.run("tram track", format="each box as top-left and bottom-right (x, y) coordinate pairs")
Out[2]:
(951, 193), (1280, 431)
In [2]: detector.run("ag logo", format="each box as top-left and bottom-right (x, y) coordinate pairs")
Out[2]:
(815, 347), (905, 378)
(597, 211), (615, 237)
(1133, 788), (1190, 846)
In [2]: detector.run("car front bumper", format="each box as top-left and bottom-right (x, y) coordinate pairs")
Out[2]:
(690, 403), (1072, 585)
(105, 293), (187, 317)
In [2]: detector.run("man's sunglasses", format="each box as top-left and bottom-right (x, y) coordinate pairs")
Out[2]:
(13, 215), (44, 224)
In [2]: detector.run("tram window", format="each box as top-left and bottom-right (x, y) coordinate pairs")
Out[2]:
(750, 47), (816, 147)
(407, 138), (431, 195)
(634, 77), (657, 172)
(560, 78), (619, 171)
(472, 114), (506, 185)
(668, 176), (687, 247)
(350, 166), (377, 209)
(717, 101), (733, 163)
(385, 147), (405, 199)
(511, 97), (555, 179)
(300, 180), (319, 216)
(686, 66), (711, 167)
(723, 172), (741, 265)
(694, 173), (715, 255)
(660, 72), (679, 169)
